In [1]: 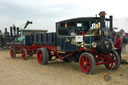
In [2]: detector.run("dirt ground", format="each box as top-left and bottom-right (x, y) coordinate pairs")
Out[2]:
(0, 47), (128, 85)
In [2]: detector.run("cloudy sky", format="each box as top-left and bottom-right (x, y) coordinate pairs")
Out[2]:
(0, 0), (128, 32)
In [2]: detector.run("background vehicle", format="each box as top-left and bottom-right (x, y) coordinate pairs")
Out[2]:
(0, 21), (32, 49)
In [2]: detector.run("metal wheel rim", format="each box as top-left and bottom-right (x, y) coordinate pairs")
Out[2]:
(37, 50), (43, 64)
(105, 53), (116, 69)
(80, 55), (91, 73)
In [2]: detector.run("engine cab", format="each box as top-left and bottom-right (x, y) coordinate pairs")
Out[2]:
(56, 11), (113, 54)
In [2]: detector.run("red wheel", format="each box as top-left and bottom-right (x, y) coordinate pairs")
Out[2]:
(10, 48), (16, 58)
(79, 52), (95, 74)
(37, 50), (43, 64)
(104, 50), (120, 70)
(21, 49), (28, 60)
(37, 48), (49, 65)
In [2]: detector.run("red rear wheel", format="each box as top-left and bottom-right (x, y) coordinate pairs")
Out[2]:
(37, 50), (43, 64)
(10, 48), (16, 58)
(79, 52), (95, 74)
(37, 48), (49, 65)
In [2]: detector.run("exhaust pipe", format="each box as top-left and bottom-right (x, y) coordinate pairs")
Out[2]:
(10, 27), (13, 36)
(99, 11), (106, 38)
(109, 16), (113, 31)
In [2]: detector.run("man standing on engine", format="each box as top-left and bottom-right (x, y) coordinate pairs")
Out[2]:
(114, 34), (123, 63)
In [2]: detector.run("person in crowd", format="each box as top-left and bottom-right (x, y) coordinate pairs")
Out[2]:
(109, 34), (114, 43)
(122, 34), (127, 54)
(114, 34), (123, 63)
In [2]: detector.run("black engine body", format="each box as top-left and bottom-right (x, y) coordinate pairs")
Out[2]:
(96, 39), (112, 55)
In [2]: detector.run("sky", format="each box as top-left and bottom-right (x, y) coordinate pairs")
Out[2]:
(0, 0), (128, 32)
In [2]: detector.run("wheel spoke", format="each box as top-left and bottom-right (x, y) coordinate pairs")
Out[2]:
(85, 57), (90, 64)
(82, 57), (85, 62)
(87, 61), (90, 65)
(110, 62), (113, 68)
(86, 65), (91, 72)
(85, 57), (88, 61)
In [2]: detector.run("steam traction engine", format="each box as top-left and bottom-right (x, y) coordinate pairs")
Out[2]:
(10, 11), (120, 74)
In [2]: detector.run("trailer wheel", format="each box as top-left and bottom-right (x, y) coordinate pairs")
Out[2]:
(37, 48), (49, 64)
(21, 49), (28, 60)
(79, 52), (95, 74)
(10, 48), (16, 58)
(104, 50), (120, 70)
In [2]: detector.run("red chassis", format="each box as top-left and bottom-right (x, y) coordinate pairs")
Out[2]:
(10, 44), (120, 74)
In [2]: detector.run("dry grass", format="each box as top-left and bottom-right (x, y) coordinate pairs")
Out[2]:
(0, 46), (128, 85)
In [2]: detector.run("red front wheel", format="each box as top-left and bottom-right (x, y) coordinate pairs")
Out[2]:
(79, 52), (95, 74)
(104, 50), (120, 70)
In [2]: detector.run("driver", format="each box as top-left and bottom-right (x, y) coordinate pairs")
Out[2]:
(95, 21), (100, 29)
(92, 20), (100, 35)
(71, 28), (76, 37)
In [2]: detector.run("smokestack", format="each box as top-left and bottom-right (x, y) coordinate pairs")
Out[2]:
(17, 27), (19, 36)
(99, 11), (106, 28)
(99, 11), (106, 38)
(10, 26), (13, 36)
(5, 28), (7, 33)
(13, 24), (16, 36)
(109, 16), (113, 31)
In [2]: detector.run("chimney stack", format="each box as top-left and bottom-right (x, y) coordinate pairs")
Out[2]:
(109, 16), (113, 31)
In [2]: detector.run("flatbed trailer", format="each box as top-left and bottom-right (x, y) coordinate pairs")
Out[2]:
(10, 44), (56, 59)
